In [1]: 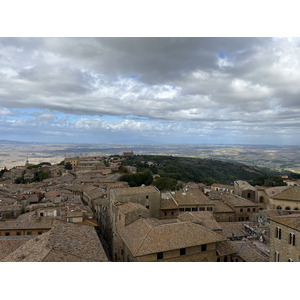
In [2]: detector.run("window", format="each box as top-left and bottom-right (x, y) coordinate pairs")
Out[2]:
(40, 212), (44, 217)
(199, 207), (205, 211)
(5, 232), (10, 236)
(275, 251), (280, 262)
(146, 205), (149, 209)
(289, 233), (296, 246)
(246, 217), (249, 221)
(253, 208), (256, 212)
(27, 232), (32, 235)
(276, 227), (281, 239)
(224, 256), (227, 262)
(240, 208), (243, 212)
(216, 217), (220, 222)
(288, 258), (293, 262)
(164, 212), (167, 216)
(217, 257), (220, 262)
(146, 195), (149, 199)
(247, 193), (251, 198)
(171, 212), (174, 216)
(231, 258), (238, 262)
(17, 232), (21, 236)
(121, 249), (124, 256)
(247, 208), (250, 212)
(239, 217), (244, 221)
(286, 207), (291, 211)
(207, 207), (212, 211)
(157, 252), (163, 260)
(229, 217), (232, 222)
(277, 206), (282, 210)
(192, 207), (197, 211)
(185, 208), (191, 211)
(259, 196), (264, 203)
(179, 208), (184, 212)
(201, 244), (207, 252)
(180, 248), (186, 256)
(38, 231), (42, 235)
(119, 214), (121, 220)
(127, 255), (130, 262)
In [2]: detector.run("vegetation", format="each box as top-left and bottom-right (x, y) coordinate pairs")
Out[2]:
(153, 177), (182, 191)
(289, 172), (300, 180)
(27, 165), (40, 170)
(64, 162), (72, 170)
(249, 175), (287, 187)
(58, 160), (65, 166)
(121, 155), (267, 185)
(14, 171), (50, 184)
(0, 167), (8, 178)
(120, 169), (153, 187)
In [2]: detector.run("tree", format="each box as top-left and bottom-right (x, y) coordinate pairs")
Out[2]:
(65, 162), (72, 170)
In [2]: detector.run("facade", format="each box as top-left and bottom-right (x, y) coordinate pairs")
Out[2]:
(211, 183), (234, 194)
(160, 192), (179, 220)
(270, 214), (300, 262)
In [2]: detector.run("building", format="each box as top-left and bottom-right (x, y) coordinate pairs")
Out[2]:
(160, 192), (179, 220)
(234, 180), (256, 202)
(211, 183), (234, 194)
(117, 218), (226, 262)
(270, 214), (300, 262)
(123, 151), (134, 157)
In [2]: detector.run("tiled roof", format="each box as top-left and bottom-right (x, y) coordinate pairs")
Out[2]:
(177, 211), (222, 231)
(117, 202), (149, 215)
(172, 189), (213, 206)
(0, 218), (53, 230)
(216, 240), (237, 256)
(271, 214), (300, 231)
(218, 222), (249, 239)
(160, 197), (178, 210)
(113, 186), (159, 196)
(222, 194), (258, 207)
(2, 220), (108, 262)
(235, 181), (256, 191)
(230, 240), (269, 262)
(271, 186), (300, 201)
(213, 200), (234, 213)
(119, 218), (226, 257)
(265, 186), (290, 198)
(0, 236), (32, 260)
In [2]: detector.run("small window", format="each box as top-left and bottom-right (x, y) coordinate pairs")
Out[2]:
(179, 208), (184, 212)
(164, 212), (167, 216)
(27, 232), (32, 235)
(286, 207), (290, 210)
(171, 211), (174, 215)
(275, 251), (280, 262)
(157, 252), (163, 260)
(246, 217), (249, 221)
(199, 207), (205, 211)
(121, 249), (124, 256)
(276, 227), (281, 240)
(289, 233), (296, 246)
(38, 231), (42, 235)
(240, 208), (243, 212)
(119, 214), (121, 220)
(201, 244), (207, 252)
(192, 207), (197, 211)
(146, 205), (149, 209)
(239, 217), (244, 221)
(217, 257), (220, 262)
(180, 248), (186, 256)
(224, 256), (227, 262)
(146, 195), (149, 199)
(229, 217), (232, 222)
(207, 207), (212, 211)
(259, 196), (264, 203)
(247, 193), (251, 198)
(185, 208), (191, 211)
(277, 206), (282, 210)
(253, 208), (256, 212)
(247, 208), (250, 212)
(5, 232), (10, 236)
(288, 258), (293, 262)
(216, 217), (220, 222)
(17, 232), (21, 236)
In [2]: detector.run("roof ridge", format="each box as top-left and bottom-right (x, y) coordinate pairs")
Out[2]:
(134, 219), (153, 256)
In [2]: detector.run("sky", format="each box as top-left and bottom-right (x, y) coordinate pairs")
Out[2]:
(1, 37), (300, 145)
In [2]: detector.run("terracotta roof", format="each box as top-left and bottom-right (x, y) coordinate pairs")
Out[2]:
(265, 186), (290, 198)
(113, 185), (159, 196)
(271, 186), (300, 201)
(235, 180), (256, 191)
(230, 240), (269, 262)
(0, 218), (53, 230)
(0, 236), (32, 260)
(271, 214), (300, 231)
(119, 218), (226, 257)
(216, 240), (237, 256)
(2, 220), (108, 262)
(160, 197), (178, 210)
(177, 211), (222, 231)
(213, 200), (234, 213)
(222, 194), (258, 207)
(219, 222), (249, 239)
(172, 189), (213, 206)
(117, 202), (149, 215)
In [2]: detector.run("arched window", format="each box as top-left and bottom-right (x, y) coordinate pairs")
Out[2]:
(277, 206), (282, 210)
(259, 196), (264, 203)
(286, 207), (291, 211)
(294, 207), (299, 210)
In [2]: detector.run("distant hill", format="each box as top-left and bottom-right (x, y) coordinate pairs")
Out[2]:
(122, 155), (277, 185)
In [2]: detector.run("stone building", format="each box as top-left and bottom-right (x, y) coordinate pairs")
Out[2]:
(270, 214), (300, 262)
(117, 218), (226, 262)
(160, 192), (179, 220)
(211, 183), (234, 194)
(234, 180), (256, 202)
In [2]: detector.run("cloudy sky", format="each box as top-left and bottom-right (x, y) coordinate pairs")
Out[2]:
(0, 37), (300, 145)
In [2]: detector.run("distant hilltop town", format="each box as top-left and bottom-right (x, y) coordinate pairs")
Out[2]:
(0, 152), (299, 262)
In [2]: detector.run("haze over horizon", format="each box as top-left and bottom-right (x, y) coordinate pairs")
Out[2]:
(1, 38), (300, 145)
